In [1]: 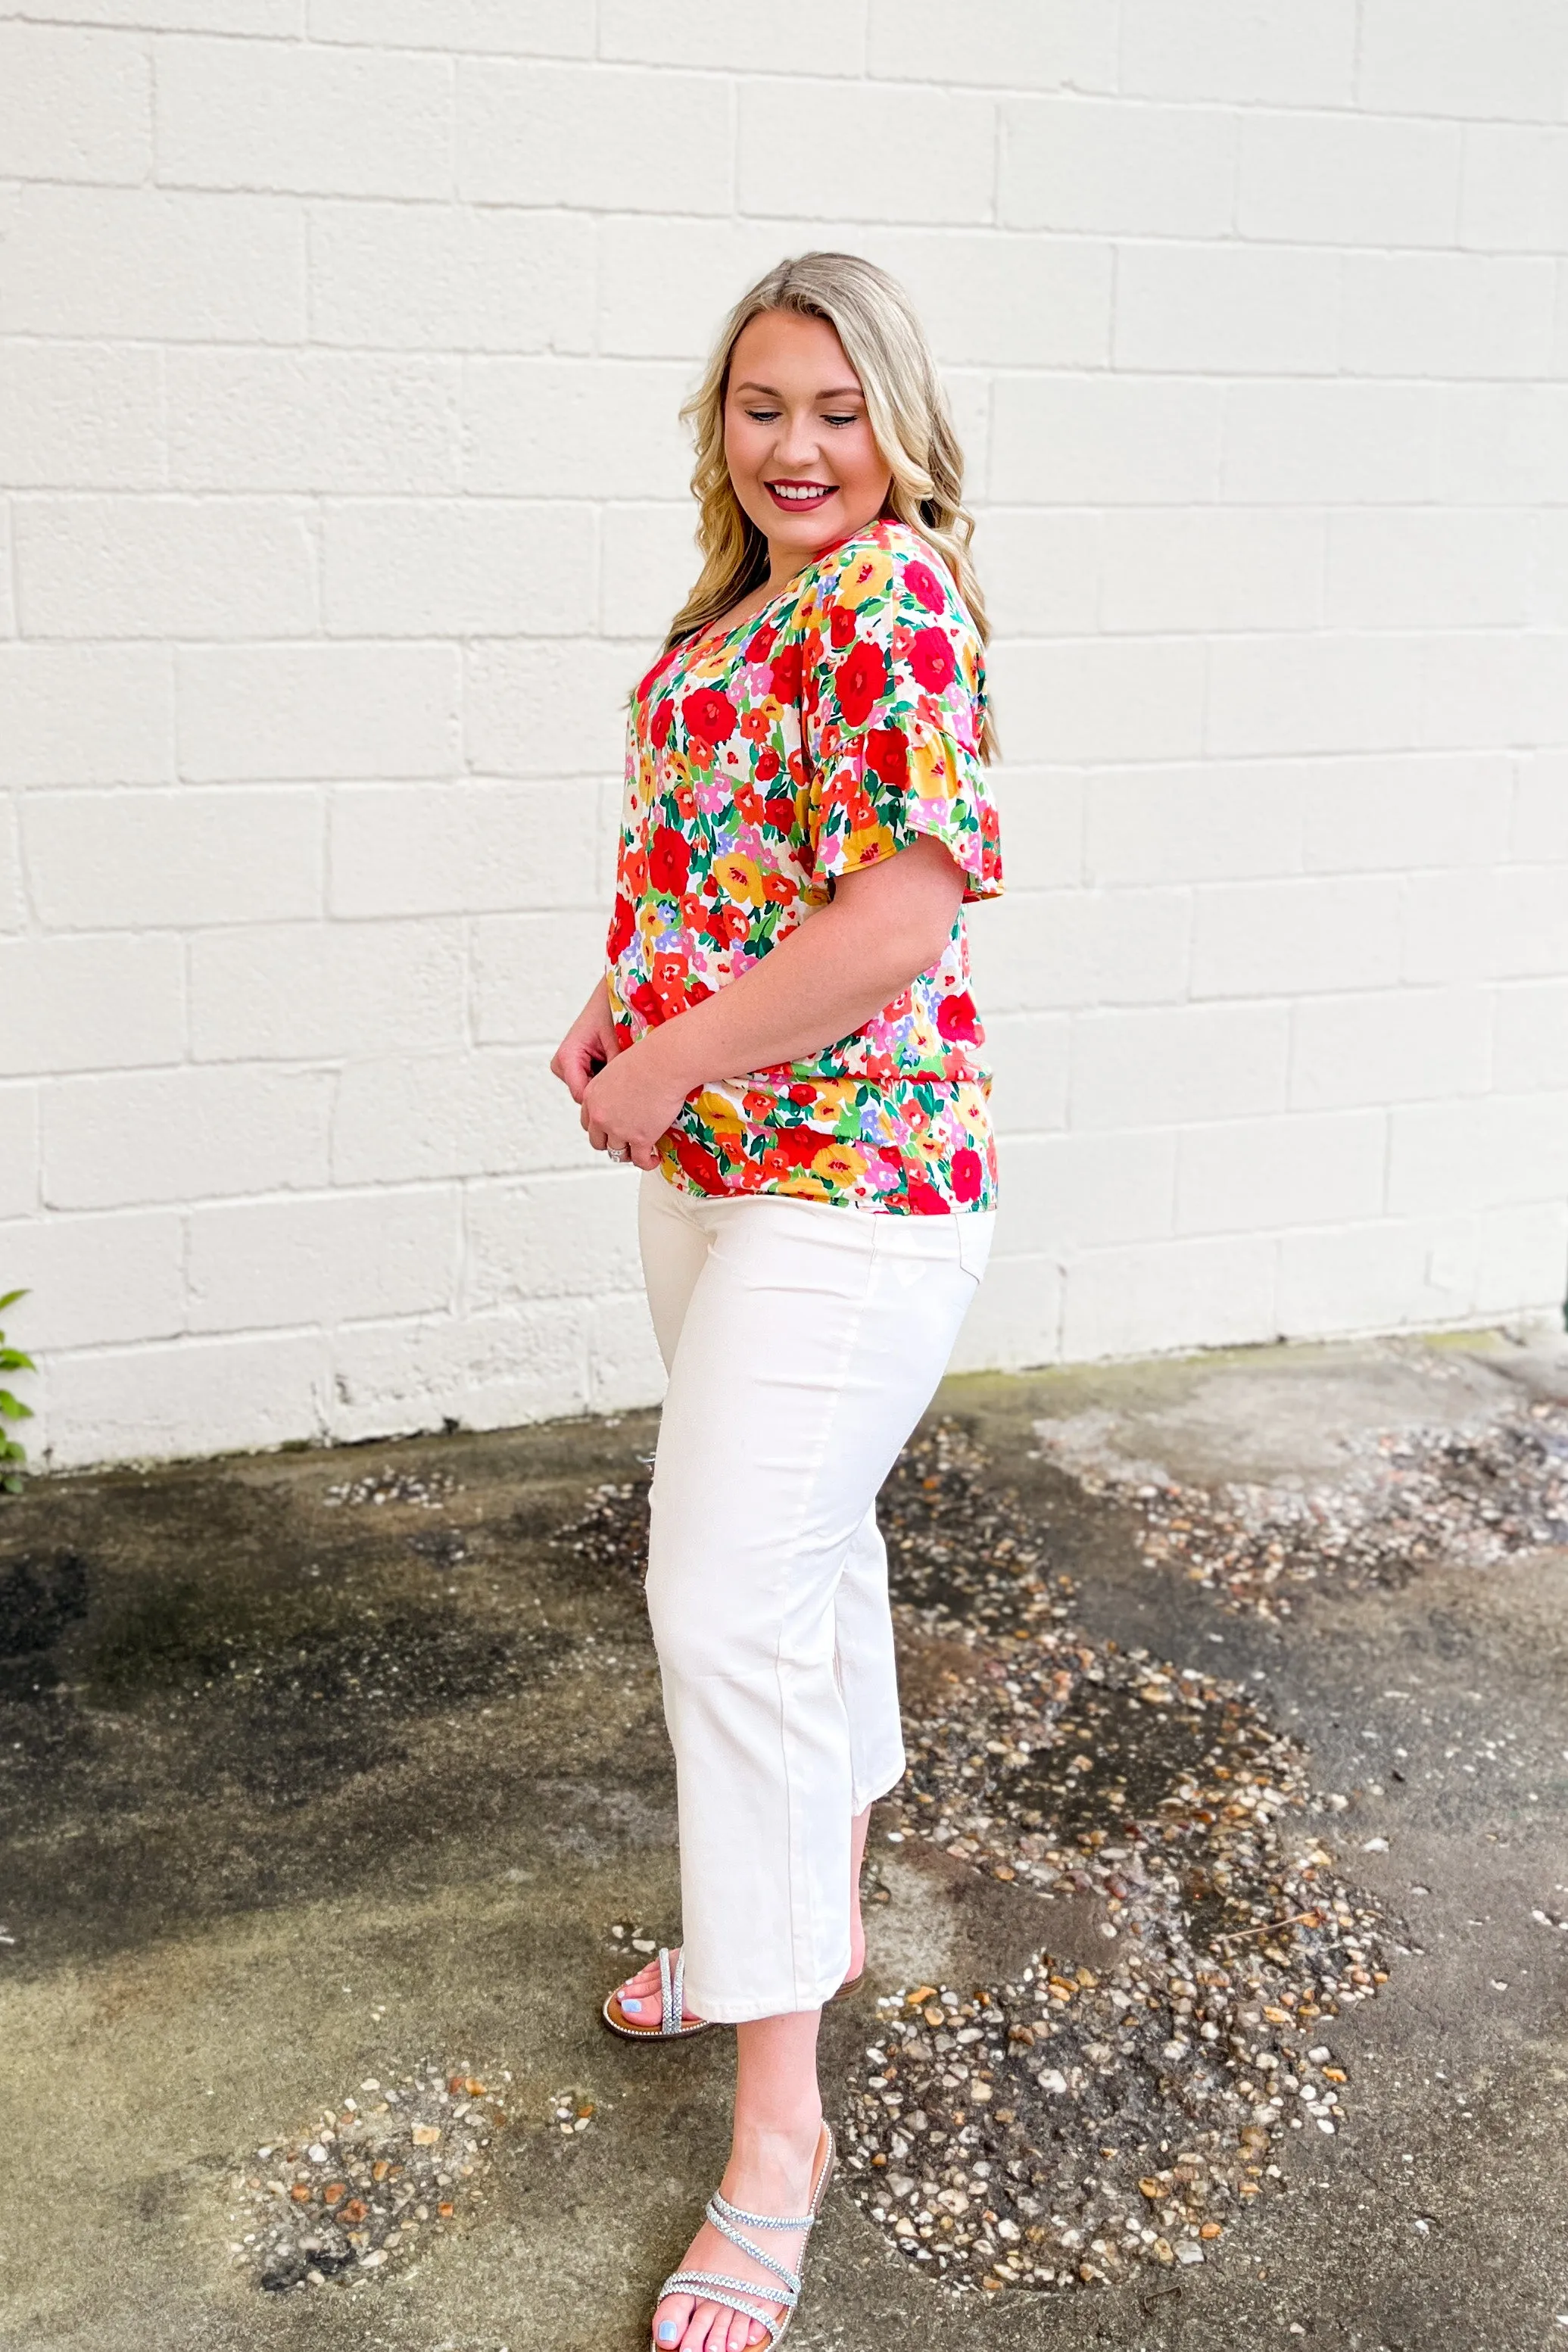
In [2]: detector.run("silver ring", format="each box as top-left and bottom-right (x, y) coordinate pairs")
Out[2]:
(606, 1146), (631, 1163)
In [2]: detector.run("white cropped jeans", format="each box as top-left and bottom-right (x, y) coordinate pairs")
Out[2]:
(638, 1167), (995, 2024)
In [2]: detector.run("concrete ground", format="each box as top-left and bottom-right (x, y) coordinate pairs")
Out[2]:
(2, 1332), (1566, 2352)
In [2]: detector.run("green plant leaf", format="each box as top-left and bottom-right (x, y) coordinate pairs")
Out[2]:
(0, 1289), (33, 1493)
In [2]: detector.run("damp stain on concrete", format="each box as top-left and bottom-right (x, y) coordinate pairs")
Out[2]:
(0, 1334), (1565, 2351)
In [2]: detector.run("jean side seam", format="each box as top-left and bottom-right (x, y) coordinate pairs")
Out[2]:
(769, 1221), (881, 2012)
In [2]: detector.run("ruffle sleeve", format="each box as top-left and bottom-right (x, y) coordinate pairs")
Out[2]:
(801, 531), (1003, 904)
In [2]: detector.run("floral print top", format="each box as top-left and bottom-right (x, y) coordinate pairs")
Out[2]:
(605, 516), (1003, 1215)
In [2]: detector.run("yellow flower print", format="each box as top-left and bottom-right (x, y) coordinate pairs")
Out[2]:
(909, 735), (962, 801)
(712, 850), (765, 905)
(835, 549), (893, 609)
(610, 517), (1002, 1218)
(693, 1089), (746, 1134)
(795, 1077), (856, 1121)
(849, 825), (900, 869)
(778, 1167), (832, 1202)
(812, 1141), (867, 1185)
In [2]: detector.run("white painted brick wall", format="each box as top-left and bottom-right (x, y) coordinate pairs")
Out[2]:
(2, 3), (1565, 1468)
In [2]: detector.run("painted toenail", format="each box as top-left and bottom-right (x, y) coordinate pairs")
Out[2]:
(657, 2325), (679, 2343)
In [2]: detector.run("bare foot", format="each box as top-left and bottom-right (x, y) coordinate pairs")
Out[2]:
(610, 1898), (865, 2033)
(608, 1950), (706, 2032)
(652, 2120), (828, 2352)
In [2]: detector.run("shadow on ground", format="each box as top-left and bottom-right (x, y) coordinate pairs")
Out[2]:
(1, 1334), (1565, 2351)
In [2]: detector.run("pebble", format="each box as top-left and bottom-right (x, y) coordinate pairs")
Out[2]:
(321, 1468), (460, 1511)
(551, 1414), (1401, 2304)
(550, 2092), (597, 2138)
(1036, 1394), (1568, 1620)
(837, 1420), (1392, 2298)
(226, 2060), (509, 2293)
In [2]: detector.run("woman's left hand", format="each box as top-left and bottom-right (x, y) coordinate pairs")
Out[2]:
(580, 1032), (690, 1171)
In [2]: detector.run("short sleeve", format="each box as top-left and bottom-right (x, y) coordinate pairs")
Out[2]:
(801, 532), (1003, 904)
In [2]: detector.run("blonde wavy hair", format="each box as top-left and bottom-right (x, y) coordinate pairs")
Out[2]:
(663, 251), (995, 761)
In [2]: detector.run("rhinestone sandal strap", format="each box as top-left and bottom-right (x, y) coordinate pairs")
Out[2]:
(658, 1945), (675, 2035)
(711, 2188), (816, 2235)
(701, 2201), (802, 2297)
(658, 2269), (784, 2341)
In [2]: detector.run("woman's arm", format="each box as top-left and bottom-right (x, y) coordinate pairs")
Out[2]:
(550, 972), (622, 1100)
(572, 835), (965, 1169)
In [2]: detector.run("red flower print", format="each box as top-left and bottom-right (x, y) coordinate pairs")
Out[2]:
(683, 687), (737, 742)
(950, 1147), (982, 1203)
(611, 521), (999, 1215)
(674, 1132), (727, 1191)
(909, 628), (955, 694)
(775, 1125), (827, 1166)
(936, 988), (979, 1043)
(648, 825), (689, 896)
(606, 893), (634, 961)
(865, 728), (908, 789)
(835, 638), (889, 729)
(769, 644), (803, 702)
(904, 559), (946, 616)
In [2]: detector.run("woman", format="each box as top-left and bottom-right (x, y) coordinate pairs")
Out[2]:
(550, 251), (1002, 2352)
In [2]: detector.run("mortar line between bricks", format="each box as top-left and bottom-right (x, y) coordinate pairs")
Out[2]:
(8, 38), (1566, 123)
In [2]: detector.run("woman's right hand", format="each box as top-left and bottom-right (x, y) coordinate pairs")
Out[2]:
(550, 977), (622, 1104)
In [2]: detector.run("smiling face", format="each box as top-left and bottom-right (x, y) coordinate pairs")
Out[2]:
(722, 308), (893, 582)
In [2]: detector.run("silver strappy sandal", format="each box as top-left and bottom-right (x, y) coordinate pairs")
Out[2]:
(653, 2123), (834, 2349)
(601, 1944), (713, 2040)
